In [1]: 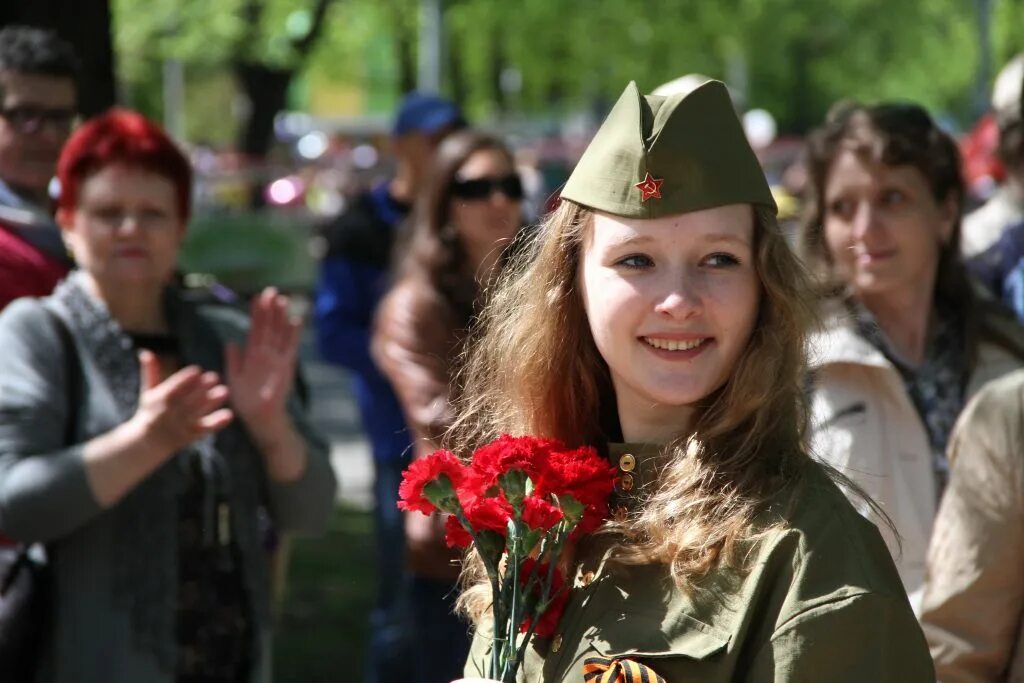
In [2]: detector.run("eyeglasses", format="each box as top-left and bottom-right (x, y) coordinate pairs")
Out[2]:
(0, 105), (76, 135)
(83, 206), (177, 231)
(450, 174), (524, 201)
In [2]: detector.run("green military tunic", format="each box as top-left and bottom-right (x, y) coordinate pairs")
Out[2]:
(464, 444), (934, 682)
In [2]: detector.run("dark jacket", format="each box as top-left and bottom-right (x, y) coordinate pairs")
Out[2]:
(313, 183), (411, 463)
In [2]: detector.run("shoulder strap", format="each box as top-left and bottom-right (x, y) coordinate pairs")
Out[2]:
(2, 305), (79, 590)
(41, 305), (81, 446)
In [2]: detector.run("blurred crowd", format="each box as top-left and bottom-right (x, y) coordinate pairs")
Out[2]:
(3, 21), (1024, 683)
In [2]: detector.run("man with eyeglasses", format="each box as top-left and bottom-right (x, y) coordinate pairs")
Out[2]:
(0, 26), (78, 312)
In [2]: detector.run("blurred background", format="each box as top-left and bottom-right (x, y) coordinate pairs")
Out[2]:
(2, 1), (1020, 679)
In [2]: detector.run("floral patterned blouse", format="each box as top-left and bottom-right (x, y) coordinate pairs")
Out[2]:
(849, 299), (968, 494)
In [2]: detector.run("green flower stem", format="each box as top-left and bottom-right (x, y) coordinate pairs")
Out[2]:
(511, 520), (575, 671)
(502, 515), (525, 682)
(453, 509), (505, 679)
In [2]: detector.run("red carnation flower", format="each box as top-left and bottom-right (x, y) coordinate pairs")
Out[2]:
(397, 450), (467, 515)
(536, 446), (616, 504)
(521, 495), (564, 531)
(462, 494), (514, 536)
(470, 434), (561, 489)
(444, 515), (473, 548)
(518, 558), (568, 638)
(573, 498), (611, 536)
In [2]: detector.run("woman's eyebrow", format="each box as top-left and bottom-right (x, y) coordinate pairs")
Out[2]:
(601, 231), (751, 249)
(703, 233), (752, 247)
(603, 233), (655, 248)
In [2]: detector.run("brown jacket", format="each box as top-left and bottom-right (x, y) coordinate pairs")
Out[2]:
(921, 369), (1024, 682)
(372, 279), (465, 458)
(372, 278), (468, 579)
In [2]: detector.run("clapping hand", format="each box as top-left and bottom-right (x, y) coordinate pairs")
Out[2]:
(226, 287), (302, 446)
(133, 351), (233, 459)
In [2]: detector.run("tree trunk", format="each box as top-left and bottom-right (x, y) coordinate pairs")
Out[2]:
(447, 24), (466, 106)
(489, 26), (506, 114)
(232, 0), (334, 206)
(788, 39), (813, 133)
(234, 63), (292, 159)
(396, 18), (417, 93)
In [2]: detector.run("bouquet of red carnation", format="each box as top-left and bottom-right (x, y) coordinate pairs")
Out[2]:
(398, 434), (618, 683)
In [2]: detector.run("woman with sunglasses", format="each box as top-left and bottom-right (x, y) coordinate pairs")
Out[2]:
(799, 101), (1024, 613)
(372, 129), (523, 681)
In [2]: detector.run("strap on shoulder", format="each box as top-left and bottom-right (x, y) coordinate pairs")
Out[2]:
(39, 305), (81, 447)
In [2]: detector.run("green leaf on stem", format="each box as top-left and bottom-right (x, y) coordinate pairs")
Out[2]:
(499, 469), (529, 506)
(520, 528), (542, 556)
(422, 473), (462, 514)
(557, 494), (585, 525)
(475, 529), (507, 565)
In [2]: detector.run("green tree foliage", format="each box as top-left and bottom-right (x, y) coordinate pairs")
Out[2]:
(114, 0), (337, 147)
(113, 0), (1018, 136)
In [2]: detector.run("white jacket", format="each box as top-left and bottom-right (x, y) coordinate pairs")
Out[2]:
(808, 316), (1022, 614)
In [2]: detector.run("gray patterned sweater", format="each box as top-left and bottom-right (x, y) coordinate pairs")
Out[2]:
(0, 273), (337, 682)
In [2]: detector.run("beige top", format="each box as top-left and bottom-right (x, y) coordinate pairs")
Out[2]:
(921, 370), (1024, 683)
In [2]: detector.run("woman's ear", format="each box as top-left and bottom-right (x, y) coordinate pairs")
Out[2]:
(55, 207), (76, 259)
(55, 207), (73, 233)
(937, 193), (960, 246)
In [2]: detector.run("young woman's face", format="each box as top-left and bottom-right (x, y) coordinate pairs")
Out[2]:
(823, 149), (956, 304)
(580, 205), (761, 438)
(448, 148), (522, 263)
(59, 164), (185, 290)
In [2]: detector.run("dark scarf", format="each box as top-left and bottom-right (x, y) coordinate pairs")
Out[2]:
(848, 298), (968, 492)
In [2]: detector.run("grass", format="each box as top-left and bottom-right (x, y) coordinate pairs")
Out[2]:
(274, 504), (374, 682)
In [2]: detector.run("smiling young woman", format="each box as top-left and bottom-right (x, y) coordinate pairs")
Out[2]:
(450, 82), (932, 682)
(581, 206), (761, 443)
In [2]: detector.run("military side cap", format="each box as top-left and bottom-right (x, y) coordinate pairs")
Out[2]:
(561, 80), (776, 218)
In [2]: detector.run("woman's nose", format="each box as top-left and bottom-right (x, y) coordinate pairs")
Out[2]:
(653, 277), (702, 319)
(851, 202), (880, 239)
(117, 215), (143, 236)
(490, 190), (513, 207)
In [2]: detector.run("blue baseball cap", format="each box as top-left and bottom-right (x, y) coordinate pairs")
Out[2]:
(392, 92), (465, 137)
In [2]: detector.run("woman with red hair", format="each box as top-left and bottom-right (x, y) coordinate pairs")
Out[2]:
(0, 109), (336, 682)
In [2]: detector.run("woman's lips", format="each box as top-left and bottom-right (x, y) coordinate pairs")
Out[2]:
(856, 249), (897, 266)
(640, 336), (714, 360)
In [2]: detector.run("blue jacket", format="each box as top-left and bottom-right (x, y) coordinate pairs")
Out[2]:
(968, 219), (1024, 322)
(313, 183), (412, 463)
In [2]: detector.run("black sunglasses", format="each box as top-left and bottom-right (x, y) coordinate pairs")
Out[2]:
(0, 105), (76, 135)
(450, 174), (524, 201)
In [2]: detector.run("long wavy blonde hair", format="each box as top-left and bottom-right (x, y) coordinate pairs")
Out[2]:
(449, 198), (818, 620)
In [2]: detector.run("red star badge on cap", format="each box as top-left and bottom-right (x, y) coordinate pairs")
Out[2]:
(635, 172), (664, 202)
